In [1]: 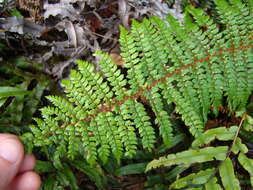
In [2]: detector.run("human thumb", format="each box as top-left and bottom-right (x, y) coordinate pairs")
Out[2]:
(0, 134), (24, 189)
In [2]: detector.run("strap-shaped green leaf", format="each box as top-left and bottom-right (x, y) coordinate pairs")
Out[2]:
(219, 158), (240, 190)
(0, 98), (7, 107)
(146, 146), (228, 171)
(192, 126), (237, 149)
(205, 177), (222, 190)
(0, 86), (31, 98)
(231, 138), (248, 154)
(169, 169), (214, 189)
(238, 153), (253, 186)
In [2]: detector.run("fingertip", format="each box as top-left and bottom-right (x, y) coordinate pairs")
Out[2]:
(19, 154), (36, 173)
(9, 171), (41, 190)
(0, 134), (24, 163)
(0, 134), (24, 188)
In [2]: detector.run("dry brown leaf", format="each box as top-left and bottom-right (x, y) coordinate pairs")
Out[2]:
(43, 2), (79, 20)
(0, 17), (45, 37)
(110, 52), (125, 67)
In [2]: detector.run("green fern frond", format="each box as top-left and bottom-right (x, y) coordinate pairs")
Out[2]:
(27, 0), (253, 166)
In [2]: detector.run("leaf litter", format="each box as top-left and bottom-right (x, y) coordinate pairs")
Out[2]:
(0, 0), (183, 80)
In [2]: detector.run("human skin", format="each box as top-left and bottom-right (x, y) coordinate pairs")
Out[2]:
(0, 134), (41, 190)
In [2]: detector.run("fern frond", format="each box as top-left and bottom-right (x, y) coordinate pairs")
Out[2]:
(27, 0), (253, 166)
(147, 121), (253, 189)
(214, 0), (252, 111)
(185, 5), (224, 116)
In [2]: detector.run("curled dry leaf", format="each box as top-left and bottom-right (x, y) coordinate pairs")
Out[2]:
(128, 0), (183, 20)
(54, 21), (87, 48)
(0, 17), (45, 37)
(118, 0), (130, 29)
(109, 52), (125, 67)
(60, 0), (82, 3)
(56, 21), (77, 47)
(43, 2), (80, 20)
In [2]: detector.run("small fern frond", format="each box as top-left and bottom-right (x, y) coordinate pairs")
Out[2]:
(147, 120), (253, 189)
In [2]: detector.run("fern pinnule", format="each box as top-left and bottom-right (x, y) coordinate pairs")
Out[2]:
(169, 169), (215, 189)
(146, 146), (228, 171)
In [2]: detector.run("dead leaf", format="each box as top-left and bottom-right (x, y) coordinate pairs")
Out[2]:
(55, 21), (86, 48)
(43, 2), (80, 20)
(0, 17), (45, 37)
(118, 0), (130, 29)
(110, 52), (125, 67)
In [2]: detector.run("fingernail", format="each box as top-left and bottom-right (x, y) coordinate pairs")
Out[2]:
(0, 139), (21, 163)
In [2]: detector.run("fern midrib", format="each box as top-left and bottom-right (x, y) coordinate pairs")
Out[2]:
(42, 42), (253, 137)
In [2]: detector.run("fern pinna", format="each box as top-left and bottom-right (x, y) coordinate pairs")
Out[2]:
(27, 0), (253, 166)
